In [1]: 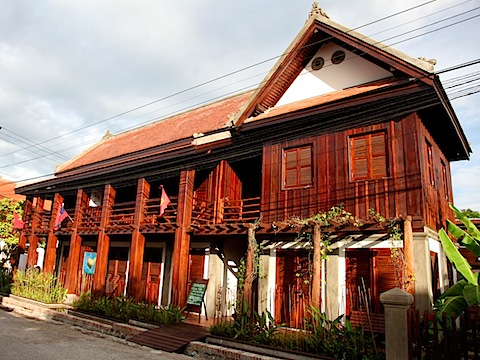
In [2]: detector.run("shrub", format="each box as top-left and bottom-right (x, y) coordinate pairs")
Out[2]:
(73, 292), (185, 325)
(11, 269), (67, 304)
(0, 268), (13, 294)
(210, 305), (385, 360)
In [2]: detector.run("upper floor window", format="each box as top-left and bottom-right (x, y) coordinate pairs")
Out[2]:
(426, 139), (435, 187)
(349, 131), (388, 181)
(283, 145), (313, 189)
(441, 160), (450, 201)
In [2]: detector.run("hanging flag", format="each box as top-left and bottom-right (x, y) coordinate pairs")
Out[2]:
(13, 212), (25, 229)
(159, 185), (171, 217)
(54, 203), (69, 230)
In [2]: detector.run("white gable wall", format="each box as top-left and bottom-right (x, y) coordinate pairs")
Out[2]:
(276, 43), (392, 107)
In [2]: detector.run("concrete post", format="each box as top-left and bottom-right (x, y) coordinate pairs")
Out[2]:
(380, 288), (414, 360)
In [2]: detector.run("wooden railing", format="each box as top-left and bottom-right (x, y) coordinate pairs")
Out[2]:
(26, 195), (261, 232)
(143, 197), (178, 224)
(80, 206), (102, 229)
(109, 201), (136, 226)
(220, 197), (261, 223)
(191, 198), (216, 225)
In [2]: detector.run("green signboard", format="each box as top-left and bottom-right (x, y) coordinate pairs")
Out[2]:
(186, 281), (208, 306)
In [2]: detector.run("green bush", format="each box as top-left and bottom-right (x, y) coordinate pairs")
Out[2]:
(73, 292), (185, 325)
(0, 269), (13, 294)
(210, 305), (384, 360)
(11, 269), (67, 304)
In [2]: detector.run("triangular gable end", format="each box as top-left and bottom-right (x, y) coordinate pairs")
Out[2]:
(233, 2), (435, 126)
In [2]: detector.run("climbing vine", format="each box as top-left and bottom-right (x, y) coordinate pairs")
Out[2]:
(368, 208), (414, 292)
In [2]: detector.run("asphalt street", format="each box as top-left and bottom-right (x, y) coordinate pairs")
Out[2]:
(0, 309), (193, 360)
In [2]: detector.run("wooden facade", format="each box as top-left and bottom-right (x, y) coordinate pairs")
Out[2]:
(15, 6), (470, 324)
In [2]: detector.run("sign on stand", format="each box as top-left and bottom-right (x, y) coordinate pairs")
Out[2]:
(186, 279), (208, 322)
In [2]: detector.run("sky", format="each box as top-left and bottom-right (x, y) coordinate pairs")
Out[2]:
(0, 0), (479, 210)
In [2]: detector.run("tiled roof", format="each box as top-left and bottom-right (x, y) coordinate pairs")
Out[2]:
(0, 179), (25, 201)
(57, 91), (253, 174)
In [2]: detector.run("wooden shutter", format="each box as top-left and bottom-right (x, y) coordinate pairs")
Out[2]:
(351, 136), (369, 180)
(350, 131), (387, 181)
(371, 132), (387, 178)
(283, 145), (313, 189)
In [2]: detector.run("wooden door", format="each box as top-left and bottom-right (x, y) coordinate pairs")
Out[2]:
(77, 245), (95, 295)
(275, 249), (311, 328)
(141, 247), (163, 304)
(107, 247), (129, 296)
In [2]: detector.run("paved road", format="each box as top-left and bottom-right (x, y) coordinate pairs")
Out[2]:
(0, 309), (193, 360)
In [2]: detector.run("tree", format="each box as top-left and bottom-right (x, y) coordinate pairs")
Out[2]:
(436, 204), (480, 319)
(0, 197), (24, 268)
(460, 208), (480, 219)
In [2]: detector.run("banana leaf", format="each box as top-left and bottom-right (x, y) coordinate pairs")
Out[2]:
(439, 229), (478, 285)
(447, 219), (480, 256)
(435, 294), (468, 319)
(436, 279), (468, 302)
(463, 284), (480, 307)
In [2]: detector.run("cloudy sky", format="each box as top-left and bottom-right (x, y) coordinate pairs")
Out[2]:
(0, 0), (479, 210)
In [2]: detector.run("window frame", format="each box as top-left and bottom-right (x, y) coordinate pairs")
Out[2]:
(426, 139), (435, 187)
(282, 144), (314, 190)
(441, 160), (450, 201)
(349, 130), (389, 181)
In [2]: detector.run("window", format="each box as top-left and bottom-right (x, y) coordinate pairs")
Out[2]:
(441, 160), (450, 201)
(349, 131), (388, 181)
(426, 140), (435, 187)
(283, 145), (313, 189)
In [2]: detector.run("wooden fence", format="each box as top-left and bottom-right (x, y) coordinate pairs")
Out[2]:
(408, 308), (480, 359)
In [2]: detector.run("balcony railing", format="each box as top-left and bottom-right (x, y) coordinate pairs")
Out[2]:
(80, 206), (102, 229)
(220, 197), (261, 223)
(25, 196), (261, 233)
(143, 197), (178, 224)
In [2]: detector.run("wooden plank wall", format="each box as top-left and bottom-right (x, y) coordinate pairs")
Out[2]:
(261, 114), (453, 230)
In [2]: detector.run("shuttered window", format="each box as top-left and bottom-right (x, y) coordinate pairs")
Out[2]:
(441, 160), (449, 201)
(283, 145), (313, 189)
(426, 140), (435, 187)
(350, 131), (388, 181)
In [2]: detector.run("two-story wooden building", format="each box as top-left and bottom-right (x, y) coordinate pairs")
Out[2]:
(15, 3), (470, 326)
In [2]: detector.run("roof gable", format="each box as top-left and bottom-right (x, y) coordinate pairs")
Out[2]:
(233, 6), (435, 126)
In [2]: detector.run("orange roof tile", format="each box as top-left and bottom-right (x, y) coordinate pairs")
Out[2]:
(57, 91), (253, 173)
(0, 179), (25, 201)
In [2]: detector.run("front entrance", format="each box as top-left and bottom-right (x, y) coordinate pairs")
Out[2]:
(107, 246), (129, 296)
(275, 249), (312, 328)
(142, 246), (164, 305)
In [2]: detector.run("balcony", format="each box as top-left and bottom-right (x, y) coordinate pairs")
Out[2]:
(26, 196), (261, 235)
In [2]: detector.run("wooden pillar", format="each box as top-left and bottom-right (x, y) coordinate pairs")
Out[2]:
(43, 194), (63, 273)
(311, 224), (322, 309)
(128, 178), (150, 301)
(27, 197), (44, 268)
(93, 184), (116, 293)
(171, 169), (195, 306)
(16, 198), (33, 267)
(243, 225), (256, 313)
(66, 189), (88, 294)
(404, 216), (415, 294)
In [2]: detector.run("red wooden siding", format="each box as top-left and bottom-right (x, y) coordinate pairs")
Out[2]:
(261, 113), (453, 230)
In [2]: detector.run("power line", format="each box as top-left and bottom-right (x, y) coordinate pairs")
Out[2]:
(3, 2), (480, 179)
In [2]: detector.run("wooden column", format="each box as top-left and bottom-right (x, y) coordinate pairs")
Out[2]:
(243, 225), (256, 313)
(27, 197), (44, 268)
(43, 194), (63, 273)
(404, 216), (415, 294)
(93, 184), (116, 293)
(311, 224), (322, 309)
(128, 178), (150, 301)
(16, 198), (33, 267)
(66, 189), (88, 294)
(171, 169), (195, 306)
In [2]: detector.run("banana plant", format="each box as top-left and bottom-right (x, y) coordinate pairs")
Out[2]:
(435, 204), (480, 319)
